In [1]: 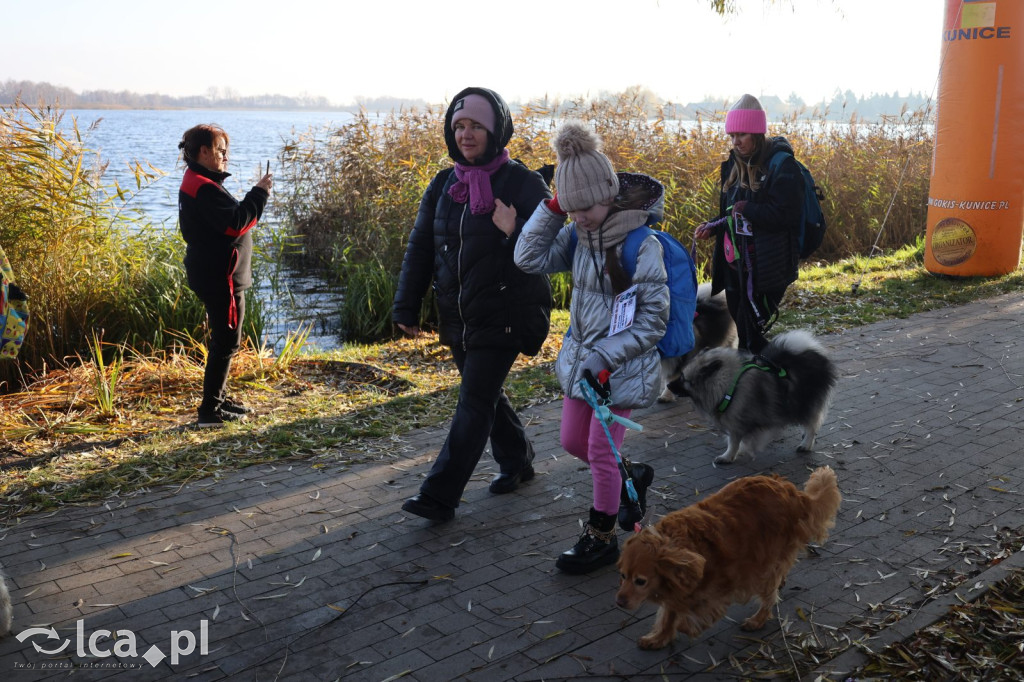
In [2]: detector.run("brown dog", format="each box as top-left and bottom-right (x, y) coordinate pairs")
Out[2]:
(615, 466), (841, 649)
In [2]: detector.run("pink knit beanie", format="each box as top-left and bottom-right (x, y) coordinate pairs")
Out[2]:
(450, 94), (496, 134)
(725, 94), (767, 134)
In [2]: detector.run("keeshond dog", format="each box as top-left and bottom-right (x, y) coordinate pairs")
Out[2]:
(1, 568), (11, 636)
(658, 284), (738, 402)
(681, 330), (838, 464)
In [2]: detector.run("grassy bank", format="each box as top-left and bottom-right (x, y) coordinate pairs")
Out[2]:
(3, 239), (1023, 518)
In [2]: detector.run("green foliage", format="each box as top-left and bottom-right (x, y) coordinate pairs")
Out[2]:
(86, 331), (124, 417)
(340, 261), (400, 341)
(549, 271), (573, 310)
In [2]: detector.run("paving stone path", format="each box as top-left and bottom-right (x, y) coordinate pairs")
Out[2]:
(2, 293), (1024, 680)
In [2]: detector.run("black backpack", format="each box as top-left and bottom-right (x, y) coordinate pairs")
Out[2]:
(767, 152), (827, 259)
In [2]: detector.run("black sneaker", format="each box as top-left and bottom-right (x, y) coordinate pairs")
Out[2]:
(221, 398), (254, 415)
(618, 462), (654, 531)
(196, 409), (244, 428)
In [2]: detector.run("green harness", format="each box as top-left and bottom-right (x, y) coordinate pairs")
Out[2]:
(715, 360), (787, 413)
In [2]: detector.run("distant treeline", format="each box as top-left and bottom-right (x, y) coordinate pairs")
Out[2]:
(536, 86), (935, 121)
(0, 79), (931, 120)
(676, 89), (936, 122)
(0, 79), (427, 112)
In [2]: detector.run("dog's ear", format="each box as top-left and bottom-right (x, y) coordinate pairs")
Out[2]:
(696, 358), (723, 384)
(658, 546), (706, 597)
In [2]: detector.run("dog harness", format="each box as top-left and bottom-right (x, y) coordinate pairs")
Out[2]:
(715, 359), (787, 413)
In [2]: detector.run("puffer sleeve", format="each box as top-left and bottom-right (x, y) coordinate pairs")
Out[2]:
(393, 171), (445, 327)
(514, 201), (574, 275)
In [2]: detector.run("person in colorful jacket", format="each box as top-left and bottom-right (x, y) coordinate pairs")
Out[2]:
(392, 87), (552, 522)
(178, 124), (272, 427)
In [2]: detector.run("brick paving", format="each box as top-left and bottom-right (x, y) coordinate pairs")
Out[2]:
(2, 292), (1024, 680)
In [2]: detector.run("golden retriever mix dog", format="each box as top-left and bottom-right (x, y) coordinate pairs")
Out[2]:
(615, 466), (840, 649)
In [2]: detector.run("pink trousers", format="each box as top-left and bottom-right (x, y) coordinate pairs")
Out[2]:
(560, 396), (631, 516)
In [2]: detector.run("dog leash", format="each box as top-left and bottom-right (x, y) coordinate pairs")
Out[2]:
(700, 210), (777, 333)
(579, 370), (645, 520)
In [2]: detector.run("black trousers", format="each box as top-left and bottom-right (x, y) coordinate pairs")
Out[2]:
(420, 345), (533, 509)
(197, 289), (245, 414)
(725, 285), (784, 354)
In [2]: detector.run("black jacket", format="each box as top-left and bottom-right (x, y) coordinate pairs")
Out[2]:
(393, 87), (552, 355)
(393, 161), (553, 354)
(178, 162), (268, 294)
(711, 136), (803, 294)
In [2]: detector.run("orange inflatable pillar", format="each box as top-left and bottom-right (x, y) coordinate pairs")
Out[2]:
(925, 0), (1024, 276)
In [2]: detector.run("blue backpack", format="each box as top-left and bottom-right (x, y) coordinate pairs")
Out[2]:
(767, 152), (827, 259)
(568, 226), (697, 358)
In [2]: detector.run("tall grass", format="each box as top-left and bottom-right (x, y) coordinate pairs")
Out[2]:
(0, 103), (220, 388)
(86, 331), (125, 417)
(277, 93), (934, 338)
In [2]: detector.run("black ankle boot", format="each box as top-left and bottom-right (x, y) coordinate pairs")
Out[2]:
(555, 508), (618, 574)
(618, 461), (654, 531)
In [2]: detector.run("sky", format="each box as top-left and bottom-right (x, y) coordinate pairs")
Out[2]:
(1, 0), (945, 106)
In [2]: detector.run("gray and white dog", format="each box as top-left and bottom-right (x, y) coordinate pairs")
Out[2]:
(681, 330), (838, 464)
(1, 569), (11, 636)
(658, 283), (738, 402)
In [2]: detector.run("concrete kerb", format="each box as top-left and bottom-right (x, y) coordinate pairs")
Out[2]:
(804, 547), (1024, 681)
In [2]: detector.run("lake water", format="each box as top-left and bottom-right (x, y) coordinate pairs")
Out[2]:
(68, 108), (354, 351)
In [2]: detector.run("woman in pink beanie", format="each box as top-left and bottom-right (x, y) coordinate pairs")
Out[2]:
(694, 94), (805, 353)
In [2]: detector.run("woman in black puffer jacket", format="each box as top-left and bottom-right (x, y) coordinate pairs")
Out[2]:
(392, 86), (552, 521)
(696, 94), (804, 353)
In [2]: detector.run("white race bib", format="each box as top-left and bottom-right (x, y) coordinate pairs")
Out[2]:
(609, 285), (638, 337)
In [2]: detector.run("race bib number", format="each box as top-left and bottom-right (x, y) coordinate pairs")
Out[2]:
(609, 285), (638, 336)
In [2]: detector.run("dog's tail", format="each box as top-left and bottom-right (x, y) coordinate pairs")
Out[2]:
(762, 331), (836, 382)
(801, 466), (841, 544)
(761, 330), (838, 418)
(0, 571), (11, 636)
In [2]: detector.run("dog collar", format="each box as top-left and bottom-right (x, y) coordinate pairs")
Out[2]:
(716, 360), (787, 413)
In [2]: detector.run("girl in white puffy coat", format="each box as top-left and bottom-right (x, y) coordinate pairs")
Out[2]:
(514, 122), (669, 574)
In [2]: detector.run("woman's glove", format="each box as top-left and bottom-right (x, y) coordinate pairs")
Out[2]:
(731, 200), (748, 218)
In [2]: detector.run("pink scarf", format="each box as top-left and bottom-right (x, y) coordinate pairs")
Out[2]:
(448, 149), (510, 215)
